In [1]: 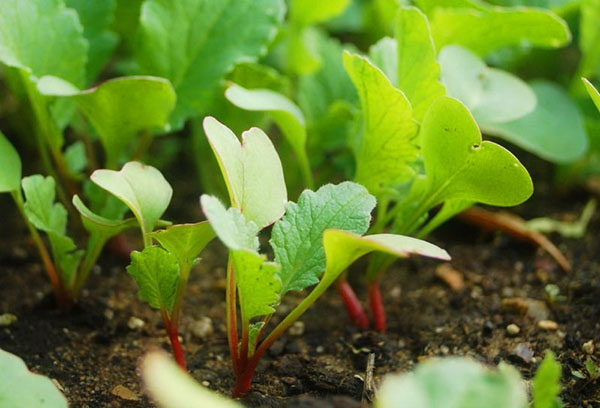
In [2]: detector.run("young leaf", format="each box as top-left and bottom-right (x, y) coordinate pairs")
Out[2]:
(485, 81), (588, 163)
(579, 0), (600, 77)
(203, 117), (287, 229)
(431, 7), (571, 56)
(439, 45), (536, 124)
(0, 349), (68, 408)
(533, 352), (562, 408)
(343, 52), (419, 195)
(38, 76), (176, 167)
(584, 78), (600, 111)
(136, 0), (285, 128)
(143, 352), (242, 408)
(72, 195), (138, 239)
(200, 195), (259, 252)
(127, 246), (180, 312)
(290, 0), (350, 26)
(396, 6), (446, 121)
(270, 182), (376, 294)
(0, 131), (22, 193)
(369, 37), (398, 85)
(91, 162), (173, 238)
(150, 222), (216, 269)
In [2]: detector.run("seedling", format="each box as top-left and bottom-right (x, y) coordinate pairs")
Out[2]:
(201, 118), (450, 396)
(91, 161), (215, 369)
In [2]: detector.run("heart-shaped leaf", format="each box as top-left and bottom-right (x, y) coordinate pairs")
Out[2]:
(0, 131), (22, 193)
(584, 78), (600, 111)
(203, 117), (287, 230)
(150, 222), (215, 270)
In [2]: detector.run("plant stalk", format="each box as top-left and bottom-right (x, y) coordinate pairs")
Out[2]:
(336, 278), (369, 329)
(226, 255), (240, 375)
(368, 277), (386, 332)
(161, 310), (186, 371)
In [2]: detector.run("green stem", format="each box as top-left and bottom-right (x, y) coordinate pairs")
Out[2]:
(226, 255), (240, 375)
(297, 149), (314, 190)
(170, 264), (192, 331)
(70, 234), (107, 298)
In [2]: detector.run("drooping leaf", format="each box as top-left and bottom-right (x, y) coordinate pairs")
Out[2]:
(0, 349), (68, 408)
(533, 352), (562, 408)
(143, 352), (243, 408)
(343, 52), (419, 195)
(135, 0), (285, 128)
(431, 7), (571, 56)
(485, 81), (588, 163)
(73, 195), (138, 239)
(0, 131), (22, 193)
(290, 0), (350, 26)
(270, 182), (376, 294)
(38, 75), (176, 167)
(396, 6), (446, 121)
(203, 117), (287, 229)
(91, 162), (173, 236)
(127, 246), (180, 312)
(150, 222), (216, 269)
(440, 45), (536, 124)
(200, 195), (259, 252)
(584, 79), (600, 112)
(232, 249), (281, 321)
(375, 358), (527, 408)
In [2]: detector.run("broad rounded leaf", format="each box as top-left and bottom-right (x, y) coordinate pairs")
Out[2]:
(485, 81), (588, 163)
(150, 222), (215, 269)
(91, 162), (173, 235)
(440, 45), (536, 124)
(584, 78), (600, 112)
(0, 131), (22, 193)
(203, 117), (287, 230)
(0, 349), (67, 408)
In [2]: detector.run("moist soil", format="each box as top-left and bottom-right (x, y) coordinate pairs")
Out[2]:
(1, 154), (599, 408)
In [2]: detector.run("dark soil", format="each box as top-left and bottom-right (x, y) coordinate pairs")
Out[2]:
(1, 156), (599, 408)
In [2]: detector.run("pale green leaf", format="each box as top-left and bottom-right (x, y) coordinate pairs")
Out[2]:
(396, 6), (446, 121)
(533, 352), (562, 408)
(136, 0), (285, 128)
(47, 231), (84, 288)
(431, 7), (571, 56)
(73, 195), (138, 239)
(344, 52), (419, 195)
(291, 0), (350, 26)
(485, 81), (588, 163)
(270, 182), (376, 294)
(64, 141), (88, 177)
(584, 78), (600, 112)
(232, 249), (281, 321)
(580, 0), (600, 77)
(203, 117), (287, 229)
(38, 75), (176, 167)
(0, 349), (68, 408)
(440, 45), (536, 124)
(368, 37), (398, 85)
(91, 162), (173, 236)
(375, 358), (527, 408)
(127, 246), (180, 312)
(22, 176), (67, 234)
(150, 222), (215, 269)
(200, 195), (259, 252)
(0, 131), (22, 193)
(143, 352), (242, 408)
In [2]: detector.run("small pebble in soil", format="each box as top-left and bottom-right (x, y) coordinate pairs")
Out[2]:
(103, 309), (114, 321)
(506, 324), (520, 336)
(482, 321), (494, 336)
(389, 286), (402, 299)
(537, 320), (558, 331)
(0, 313), (17, 327)
(316, 346), (324, 353)
(289, 321), (305, 336)
(583, 340), (595, 355)
(190, 316), (213, 339)
(111, 385), (139, 401)
(127, 316), (145, 330)
(511, 343), (534, 365)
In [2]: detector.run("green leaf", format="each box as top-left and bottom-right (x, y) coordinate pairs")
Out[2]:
(485, 81), (588, 163)
(290, 0), (350, 26)
(439, 45), (536, 124)
(0, 0), (88, 86)
(47, 231), (84, 288)
(375, 358), (526, 408)
(321, 230), (450, 288)
(73, 194), (138, 239)
(91, 162), (173, 237)
(200, 195), (259, 252)
(369, 37), (398, 85)
(65, 0), (119, 82)
(203, 117), (287, 229)
(150, 222), (215, 269)
(225, 84), (312, 186)
(0, 348), (68, 408)
(232, 250), (281, 321)
(396, 7), (446, 122)
(38, 75), (176, 167)
(143, 352), (243, 408)
(431, 7), (571, 56)
(127, 246), (180, 312)
(64, 141), (88, 178)
(135, 0), (285, 128)
(533, 352), (562, 408)
(270, 182), (376, 294)
(580, 0), (600, 78)
(343, 52), (419, 195)
(584, 78), (600, 112)
(0, 131), (22, 193)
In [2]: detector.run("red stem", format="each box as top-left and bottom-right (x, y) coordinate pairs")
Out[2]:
(226, 258), (240, 375)
(161, 311), (186, 371)
(368, 279), (386, 332)
(336, 279), (369, 329)
(232, 363), (256, 398)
